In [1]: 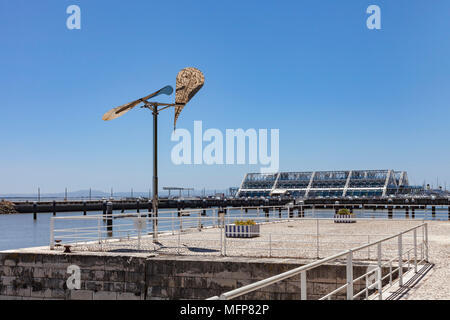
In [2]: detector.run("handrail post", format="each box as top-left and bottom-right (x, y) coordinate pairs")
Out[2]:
(220, 217), (223, 256)
(301, 271), (307, 300)
(50, 217), (55, 250)
(172, 211), (174, 235)
(377, 242), (382, 299)
(413, 229), (417, 273)
(316, 219), (320, 259)
(97, 216), (101, 244)
(377, 267), (382, 300)
(222, 212), (227, 256)
(398, 234), (403, 287)
(346, 251), (353, 300)
(269, 233), (272, 257)
(424, 224), (429, 262)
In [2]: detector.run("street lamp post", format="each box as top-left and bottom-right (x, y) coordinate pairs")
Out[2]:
(102, 67), (204, 242)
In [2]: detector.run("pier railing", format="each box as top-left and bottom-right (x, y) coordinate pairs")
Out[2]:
(50, 206), (426, 261)
(207, 223), (429, 300)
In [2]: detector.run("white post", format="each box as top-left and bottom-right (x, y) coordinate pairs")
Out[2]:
(50, 217), (55, 250)
(413, 228), (418, 273)
(316, 219), (320, 259)
(172, 211), (175, 235)
(301, 271), (307, 300)
(424, 224), (429, 262)
(220, 219), (223, 256)
(389, 261), (392, 286)
(137, 227), (141, 251)
(269, 233), (272, 257)
(377, 242), (382, 299)
(177, 221), (181, 255)
(398, 234), (403, 287)
(223, 219), (227, 256)
(97, 216), (101, 244)
(346, 251), (353, 300)
(377, 267), (382, 300)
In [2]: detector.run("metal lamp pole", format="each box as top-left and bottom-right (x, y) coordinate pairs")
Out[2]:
(143, 101), (176, 242)
(152, 106), (159, 242)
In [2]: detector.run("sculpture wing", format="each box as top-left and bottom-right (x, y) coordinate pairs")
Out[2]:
(174, 68), (204, 128)
(102, 85), (173, 121)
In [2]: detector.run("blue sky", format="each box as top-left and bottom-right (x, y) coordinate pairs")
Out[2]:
(0, 0), (449, 194)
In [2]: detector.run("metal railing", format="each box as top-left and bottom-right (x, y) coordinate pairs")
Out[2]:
(50, 206), (425, 262)
(207, 223), (428, 300)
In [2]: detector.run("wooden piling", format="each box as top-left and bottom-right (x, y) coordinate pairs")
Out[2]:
(106, 201), (113, 237)
(33, 202), (37, 220)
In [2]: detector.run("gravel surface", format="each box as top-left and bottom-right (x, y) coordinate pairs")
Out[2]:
(71, 219), (426, 262)
(400, 221), (450, 300)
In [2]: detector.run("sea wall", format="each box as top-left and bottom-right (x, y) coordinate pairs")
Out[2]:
(0, 252), (389, 300)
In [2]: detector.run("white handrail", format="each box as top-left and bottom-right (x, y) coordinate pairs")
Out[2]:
(209, 223), (427, 300)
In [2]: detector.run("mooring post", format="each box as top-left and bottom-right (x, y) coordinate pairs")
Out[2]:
(83, 201), (87, 216)
(432, 206), (436, 219)
(148, 200), (152, 219)
(412, 206), (415, 219)
(33, 202), (37, 220)
(106, 201), (113, 237)
(52, 200), (56, 216)
(102, 200), (107, 222)
(405, 206), (409, 219)
(388, 200), (393, 219)
(278, 207), (282, 218)
(136, 199), (140, 213)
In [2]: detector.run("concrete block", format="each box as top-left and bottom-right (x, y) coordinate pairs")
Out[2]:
(31, 287), (53, 299)
(312, 282), (338, 296)
(117, 292), (141, 300)
(1, 276), (16, 286)
(93, 291), (117, 300)
(0, 266), (13, 277)
(70, 289), (93, 300)
(84, 281), (103, 292)
(7, 285), (31, 297)
(4, 259), (17, 267)
(51, 289), (68, 299)
(0, 295), (22, 300)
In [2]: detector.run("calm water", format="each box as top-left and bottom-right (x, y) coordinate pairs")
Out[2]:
(0, 207), (448, 251)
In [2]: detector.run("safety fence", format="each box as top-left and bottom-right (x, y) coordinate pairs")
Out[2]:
(207, 223), (429, 300)
(50, 206), (426, 262)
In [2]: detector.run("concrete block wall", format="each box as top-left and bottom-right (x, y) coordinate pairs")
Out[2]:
(0, 252), (385, 300)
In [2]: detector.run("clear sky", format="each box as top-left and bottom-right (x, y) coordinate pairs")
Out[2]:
(0, 0), (449, 194)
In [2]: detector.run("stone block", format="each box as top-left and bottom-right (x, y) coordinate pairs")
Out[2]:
(93, 291), (117, 300)
(70, 289), (93, 300)
(117, 292), (141, 300)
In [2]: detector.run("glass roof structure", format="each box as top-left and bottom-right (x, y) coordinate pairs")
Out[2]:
(236, 170), (410, 198)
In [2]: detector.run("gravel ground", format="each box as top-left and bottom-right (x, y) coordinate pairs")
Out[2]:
(72, 219), (426, 262)
(13, 218), (449, 299)
(400, 221), (450, 300)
